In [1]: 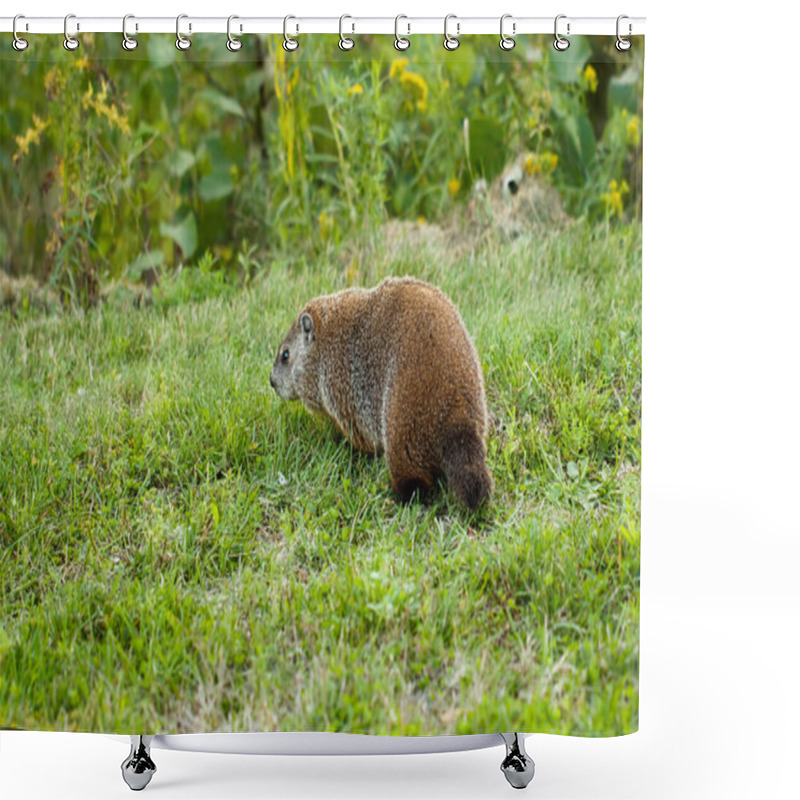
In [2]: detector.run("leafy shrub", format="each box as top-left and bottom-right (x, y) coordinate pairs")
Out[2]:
(0, 34), (642, 305)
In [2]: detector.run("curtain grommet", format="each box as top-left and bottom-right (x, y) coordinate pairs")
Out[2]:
(283, 15), (299, 51)
(339, 14), (355, 51)
(63, 13), (79, 51)
(616, 15), (632, 51)
(12, 14), (29, 51)
(443, 14), (460, 51)
(121, 14), (138, 51)
(553, 14), (570, 51)
(394, 15), (410, 51)
(175, 13), (191, 51)
(499, 14), (515, 51)
(227, 15), (243, 52)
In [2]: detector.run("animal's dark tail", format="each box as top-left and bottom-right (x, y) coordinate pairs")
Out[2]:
(441, 421), (493, 512)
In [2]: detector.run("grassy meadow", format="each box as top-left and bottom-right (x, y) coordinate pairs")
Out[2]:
(0, 218), (640, 735)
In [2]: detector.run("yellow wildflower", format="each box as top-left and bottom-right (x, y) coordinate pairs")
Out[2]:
(523, 151), (558, 176)
(347, 83), (364, 96)
(582, 64), (598, 93)
(13, 114), (49, 164)
(626, 114), (641, 147)
(400, 71), (428, 113)
(390, 57), (409, 79)
(213, 245), (233, 262)
(448, 178), (461, 197)
(601, 179), (630, 217)
(416, 215), (426, 224)
(82, 80), (131, 134)
(44, 67), (65, 100)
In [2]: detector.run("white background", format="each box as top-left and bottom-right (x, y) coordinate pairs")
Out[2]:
(3, 0), (799, 798)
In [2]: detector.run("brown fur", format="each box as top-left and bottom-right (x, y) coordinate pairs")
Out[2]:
(270, 277), (492, 511)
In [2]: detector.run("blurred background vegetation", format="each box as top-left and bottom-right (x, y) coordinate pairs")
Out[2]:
(0, 34), (643, 308)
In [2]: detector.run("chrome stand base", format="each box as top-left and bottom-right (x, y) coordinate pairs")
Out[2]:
(121, 735), (156, 791)
(500, 733), (535, 790)
(117, 732), (532, 791)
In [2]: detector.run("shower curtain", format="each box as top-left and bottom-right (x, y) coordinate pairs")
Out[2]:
(0, 26), (642, 739)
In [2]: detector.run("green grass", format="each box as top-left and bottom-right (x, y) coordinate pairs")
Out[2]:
(0, 219), (640, 736)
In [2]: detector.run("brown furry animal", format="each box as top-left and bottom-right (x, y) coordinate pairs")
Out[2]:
(270, 277), (492, 511)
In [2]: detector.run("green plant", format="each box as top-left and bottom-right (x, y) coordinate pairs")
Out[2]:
(542, 37), (644, 219)
(153, 250), (236, 308)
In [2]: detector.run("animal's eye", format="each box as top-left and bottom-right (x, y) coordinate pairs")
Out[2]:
(281, 349), (290, 363)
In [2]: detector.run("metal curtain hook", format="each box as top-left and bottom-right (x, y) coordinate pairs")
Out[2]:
(63, 13), (79, 51)
(616, 14), (632, 51)
(122, 14), (138, 51)
(443, 14), (460, 51)
(12, 14), (29, 51)
(283, 15), (299, 51)
(227, 15), (242, 51)
(499, 14), (515, 50)
(176, 13), (191, 50)
(553, 14), (570, 51)
(394, 14), (410, 51)
(339, 14), (354, 51)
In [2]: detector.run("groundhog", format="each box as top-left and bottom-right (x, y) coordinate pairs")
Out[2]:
(270, 277), (493, 511)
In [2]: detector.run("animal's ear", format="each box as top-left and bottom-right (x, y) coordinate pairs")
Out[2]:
(300, 312), (315, 343)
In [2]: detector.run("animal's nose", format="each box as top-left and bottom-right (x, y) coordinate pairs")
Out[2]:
(269, 373), (276, 389)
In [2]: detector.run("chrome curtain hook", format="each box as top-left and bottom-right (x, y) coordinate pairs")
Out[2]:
(122, 14), (138, 51)
(283, 15), (299, 51)
(63, 13), (79, 51)
(12, 14), (29, 51)
(553, 14), (570, 51)
(616, 14), (632, 51)
(176, 13), (191, 51)
(443, 14), (460, 51)
(499, 14), (515, 51)
(227, 15), (242, 51)
(394, 14), (410, 51)
(339, 14), (354, 51)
